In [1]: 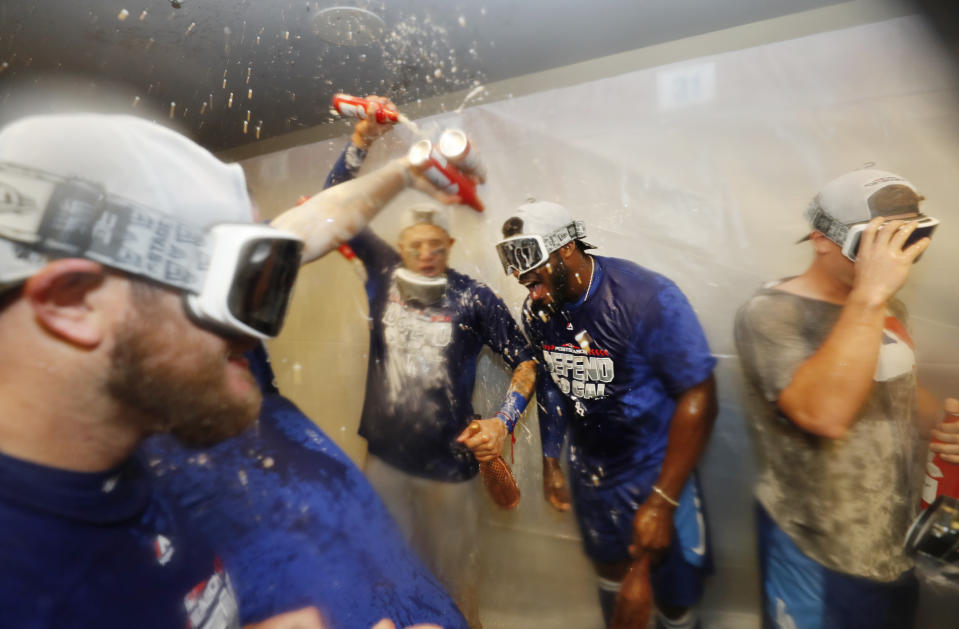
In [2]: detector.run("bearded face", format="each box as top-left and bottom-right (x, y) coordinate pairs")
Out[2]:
(518, 250), (574, 317)
(107, 286), (262, 447)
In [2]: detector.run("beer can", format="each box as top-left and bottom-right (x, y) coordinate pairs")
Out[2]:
(331, 93), (398, 124)
(407, 139), (483, 212)
(438, 128), (487, 182)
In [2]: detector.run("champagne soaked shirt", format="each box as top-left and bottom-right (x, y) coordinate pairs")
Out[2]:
(735, 283), (924, 582)
(350, 229), (533, 481)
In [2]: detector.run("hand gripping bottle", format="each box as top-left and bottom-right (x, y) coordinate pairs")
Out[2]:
(921, 399), (959, 509)
(467, 420), (520, 510)
(407, 138), (484, 212)
(331, 94), (399, 124)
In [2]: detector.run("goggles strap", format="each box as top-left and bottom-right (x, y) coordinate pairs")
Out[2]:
(542, 220), (587, 253)
(0, 161), (208, 293)
(809, 207), (849, 246)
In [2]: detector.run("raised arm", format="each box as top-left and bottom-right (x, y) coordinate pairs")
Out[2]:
(323, 95), (397, 190)
(777, 218), (930, 438)
(271, 95), (461, 264)
(272, 158), (412, 264)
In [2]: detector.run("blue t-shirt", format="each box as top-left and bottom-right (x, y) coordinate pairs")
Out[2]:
(525, 256), (716, 485)
(350, 229), (534, 481)
(324, 140), (367, 188)
(138, 143), (466, 628)
(0, 451), (240, 629)
(142, 390), (467, 629)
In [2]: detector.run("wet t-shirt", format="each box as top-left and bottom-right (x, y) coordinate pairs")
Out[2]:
(137, 142), (466, 628)
(526, 256), (716, 486)
(734, 283), (924, 582)
(143, 391), (467, 629)
(350, 229), (533, 481)
(0, 451), (239, 629)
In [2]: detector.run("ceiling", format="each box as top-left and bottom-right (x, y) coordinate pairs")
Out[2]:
(1, 0), (853, 152)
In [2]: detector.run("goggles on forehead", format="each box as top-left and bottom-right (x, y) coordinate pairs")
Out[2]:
(495, 220), (586, 276)
(808, 206), (939, 262)
(842, 215), (939, 262)
(0, 161), (303, 339)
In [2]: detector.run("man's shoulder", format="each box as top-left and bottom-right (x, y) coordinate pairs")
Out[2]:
(445, 266), (476, 286)
(349, 228), (401, 271)
(737, 282), (786, 314)
(597, 256), (681, 301)
(735, 282), (843, 351)
(736, 284), (794, 332)
(446, 268), (502, 302)
(739, 282), (837, 321)
(597, 255), (659, 284)
(595, 257), (691, 327)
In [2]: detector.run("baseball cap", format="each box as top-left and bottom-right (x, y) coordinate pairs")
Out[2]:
(800, 168), (923, 243)
(399, 204), (451, 235)
(502, 200), (594, 250)
(0, 113), (306, 339)
(495, 200), (594, 276)
(0, 112), (254, 291)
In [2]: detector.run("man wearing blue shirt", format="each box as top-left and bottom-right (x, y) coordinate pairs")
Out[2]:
(496, 201), (718, 629)
(0, 113), (328, 629)
(344, 185), (537, 629)
(0, 109), (451, 629)
(142, 101), (469, 629)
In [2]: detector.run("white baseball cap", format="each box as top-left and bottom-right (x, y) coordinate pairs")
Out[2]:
(801, 168), (923, 242)
(494, 200), (595, 276)
(399, 203), (451, 235)
(503, 200), (594, 251)
(0, 112), (254, 291)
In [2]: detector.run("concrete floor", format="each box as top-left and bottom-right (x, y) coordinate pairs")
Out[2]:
(475, 514), (959, 629)
(477, 520), (762, 629)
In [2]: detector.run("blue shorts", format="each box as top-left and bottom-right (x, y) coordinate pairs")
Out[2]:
(756, 503), (918, 629)
(572, 471), (712, 608)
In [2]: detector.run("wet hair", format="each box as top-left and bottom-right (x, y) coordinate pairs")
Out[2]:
(501, 217), (524, 238)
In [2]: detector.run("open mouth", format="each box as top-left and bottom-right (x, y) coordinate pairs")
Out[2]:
(226, 338), (257, 368)
(227, 351), (250, 370)
(520, 278), (548, 301)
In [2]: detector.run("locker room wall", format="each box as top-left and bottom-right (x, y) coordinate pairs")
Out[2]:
(247, 14), (959, 628)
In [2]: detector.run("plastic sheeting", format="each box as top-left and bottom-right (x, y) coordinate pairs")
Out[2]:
(244, 15), (959, 628)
